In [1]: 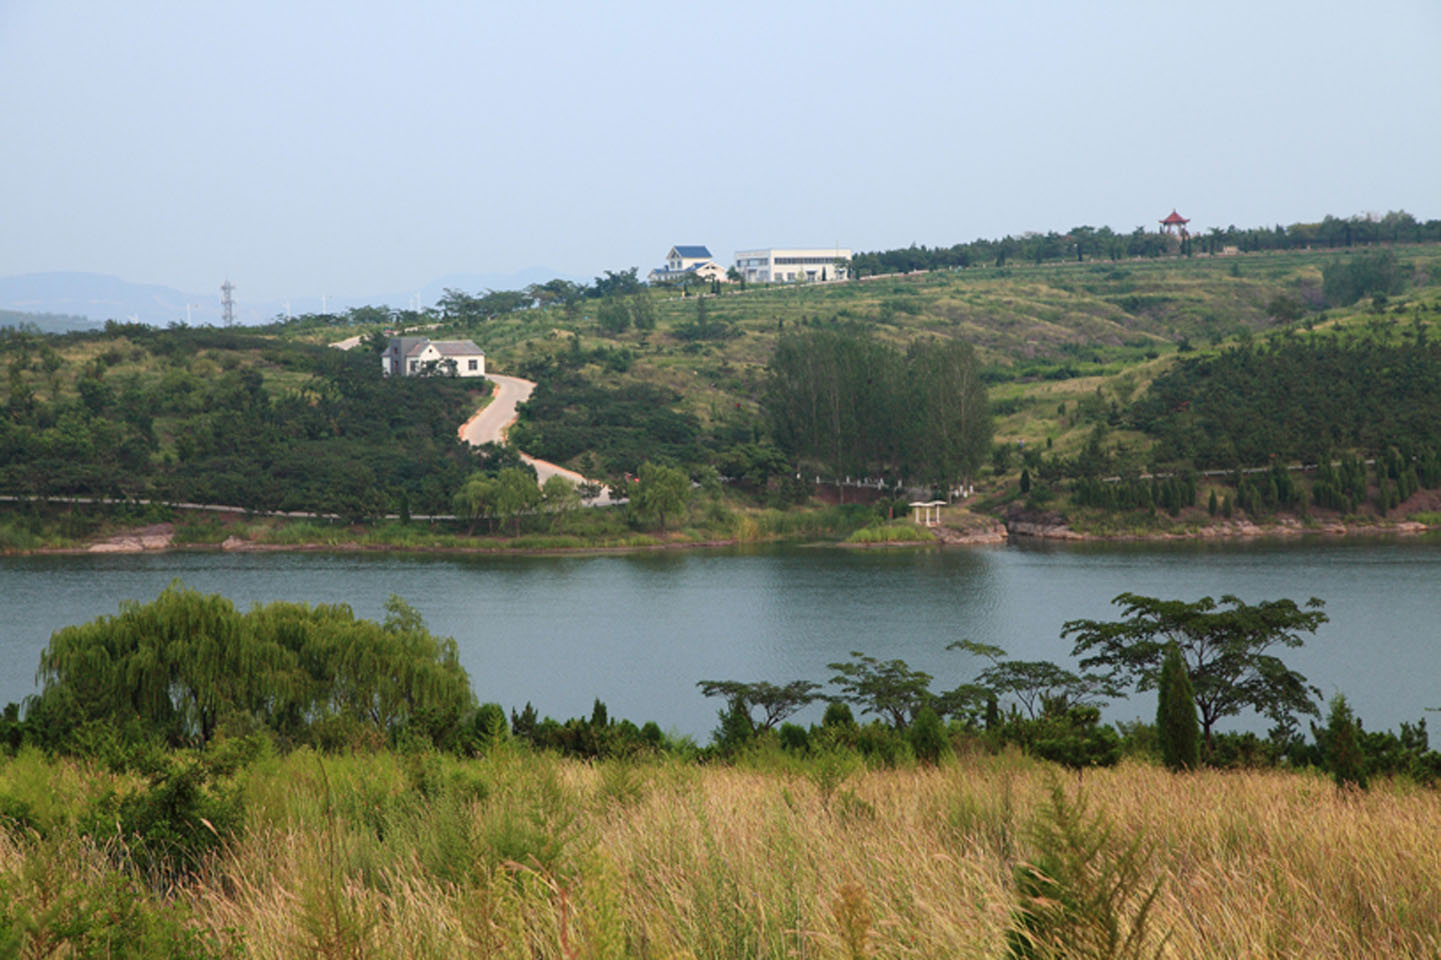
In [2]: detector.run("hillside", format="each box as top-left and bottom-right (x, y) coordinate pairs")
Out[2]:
(385, 244), (1441, 479)
(4, 243), (1439, 538)
(0, 324), (496, 517)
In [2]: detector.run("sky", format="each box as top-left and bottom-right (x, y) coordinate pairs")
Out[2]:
(3, 0), (1439, 302)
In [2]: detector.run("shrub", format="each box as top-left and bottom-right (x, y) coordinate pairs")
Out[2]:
(907, 706), (951, 765)
(1006, 783), (1165, 960)
(778, 723), (810, 753)
(1325, 693), (1367, 791)
(80, 759), (244, 888)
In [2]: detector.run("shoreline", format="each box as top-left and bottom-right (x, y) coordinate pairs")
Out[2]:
(6, 515), (1435, 559)
(1005, 516), (1434, 542)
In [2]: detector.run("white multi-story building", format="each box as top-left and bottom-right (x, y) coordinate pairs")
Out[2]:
(734, 247), (851, 284)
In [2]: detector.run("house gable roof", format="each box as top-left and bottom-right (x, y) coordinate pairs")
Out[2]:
(394, 337), (484, 359)
(430, 340), (484, 356)
(669, 245), (711, 259)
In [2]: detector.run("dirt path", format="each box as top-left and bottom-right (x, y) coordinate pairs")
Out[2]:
(330, 328), (615, 505)
(459, 375), (617, 505)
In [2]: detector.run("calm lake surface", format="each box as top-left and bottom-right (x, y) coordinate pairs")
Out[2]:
(2, 537), (1438, 738)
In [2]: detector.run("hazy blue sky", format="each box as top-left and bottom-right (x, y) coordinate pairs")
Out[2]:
(3, 0), (1438, 301)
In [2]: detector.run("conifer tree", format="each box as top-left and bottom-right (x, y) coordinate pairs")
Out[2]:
(1326, 693), (1368, 791)
(1156, 643), (1200, 771)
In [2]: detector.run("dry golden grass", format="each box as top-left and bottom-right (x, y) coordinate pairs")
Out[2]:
(202, 751), (1441, 957)
(4, 747), (1439, 957)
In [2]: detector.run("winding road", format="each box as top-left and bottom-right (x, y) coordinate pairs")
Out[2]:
(457, 374), (617, 505)
(332, 336), (615, 505)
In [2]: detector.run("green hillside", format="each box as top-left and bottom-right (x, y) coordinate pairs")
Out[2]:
(5, 243), (1440, 538)
(396, 244), (1441, 479)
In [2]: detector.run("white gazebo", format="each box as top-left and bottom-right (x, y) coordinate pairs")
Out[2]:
(909, 500), (947, 526)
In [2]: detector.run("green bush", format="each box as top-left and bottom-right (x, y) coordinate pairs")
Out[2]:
(778, 723), (810, 753)
(907, 706), (952, 765)
(0, 844), (233, 959)
(844, 521), (935, 544)
(1006, 784), (1165, 960)
(80, 759), (244, 888)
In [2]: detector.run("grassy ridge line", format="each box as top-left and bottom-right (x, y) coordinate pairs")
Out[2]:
(4, 747), (1439, 956)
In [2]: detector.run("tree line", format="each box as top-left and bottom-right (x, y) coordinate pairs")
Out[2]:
(765, 328), (991, 491)
(849, 209), (1440, 276)
(5, 587), (1435, 794)
(256, 268), (652, 335)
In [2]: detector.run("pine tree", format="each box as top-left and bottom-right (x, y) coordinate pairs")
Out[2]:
(1207, 489), (1218, 516)
(1156, 643), (1201, 771)
(1326, 693), (1367, 791)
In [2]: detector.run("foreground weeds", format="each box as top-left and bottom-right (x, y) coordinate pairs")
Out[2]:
(1, 749), (1439, 957)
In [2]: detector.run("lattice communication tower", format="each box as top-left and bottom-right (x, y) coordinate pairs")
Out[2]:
(220, 279), (236, 326)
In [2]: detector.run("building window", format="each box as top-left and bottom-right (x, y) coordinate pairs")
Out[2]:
(408, 361), (417, 373)
(468, 359), (478, 371)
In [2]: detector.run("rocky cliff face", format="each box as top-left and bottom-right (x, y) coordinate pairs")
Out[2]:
(1002, 508), (1080, 540)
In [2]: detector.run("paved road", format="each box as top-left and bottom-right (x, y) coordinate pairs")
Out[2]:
(459, 374), (617, 505)
(330, 335), (616, 505)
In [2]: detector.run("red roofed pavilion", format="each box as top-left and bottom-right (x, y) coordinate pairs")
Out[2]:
(1159, 210), (1190, 234)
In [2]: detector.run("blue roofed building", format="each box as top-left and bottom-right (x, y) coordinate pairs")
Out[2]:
(647, 245), (730, 284)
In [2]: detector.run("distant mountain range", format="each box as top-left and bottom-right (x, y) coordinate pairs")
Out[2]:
(0, 268), (589, 331)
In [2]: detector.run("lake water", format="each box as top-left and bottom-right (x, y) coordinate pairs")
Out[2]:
(2, 537), (1438, 738)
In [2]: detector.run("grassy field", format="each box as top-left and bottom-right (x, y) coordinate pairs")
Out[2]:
(2, 745), (1438, 958)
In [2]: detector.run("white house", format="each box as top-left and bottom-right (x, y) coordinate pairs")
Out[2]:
(647, 245), (731, 285)
(381, 337), (486, 377)
(734, 247), (851, 284)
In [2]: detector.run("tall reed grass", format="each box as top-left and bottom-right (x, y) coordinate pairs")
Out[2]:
(3, 748), (1438, 957)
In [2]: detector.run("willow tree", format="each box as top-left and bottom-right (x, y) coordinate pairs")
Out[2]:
(454, 472), (499, 534)
(34, 582), (302, 745)
(31, 584), (473, 748)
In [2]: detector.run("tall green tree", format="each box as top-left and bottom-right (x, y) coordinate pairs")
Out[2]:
(1063, 593), (1328, 751)
(905, 338), (991, 487)
(827, 651), (934, 729)
(1156, 643), (1200, 770)
(491, 466), (541, 536)
(29, 584), (473, 748)
(453, 473), (499, 535)
(540, 474), (581, 529)
(630, 461), (690, 532)
(696, 679), (821, 731)
(766, 328), (989, 489)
